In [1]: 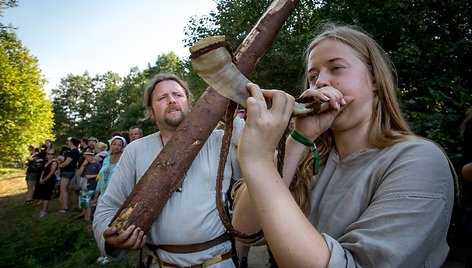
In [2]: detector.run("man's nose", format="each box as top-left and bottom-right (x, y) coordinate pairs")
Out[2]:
(168, 95), (176, 103)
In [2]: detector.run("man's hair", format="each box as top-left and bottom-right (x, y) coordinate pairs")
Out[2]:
(129, 126), (143, 134)
(97, 142), (108, 150)
(69, 137), (81, 147)
(143, 73), (192, 119)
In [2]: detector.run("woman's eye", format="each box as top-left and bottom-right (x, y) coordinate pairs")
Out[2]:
(309, 74), (318, 82)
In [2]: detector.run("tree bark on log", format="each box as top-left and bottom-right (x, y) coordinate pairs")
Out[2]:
(110, 0), (300, 233)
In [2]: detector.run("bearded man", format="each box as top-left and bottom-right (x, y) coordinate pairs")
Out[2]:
(93, 73), (243, 267)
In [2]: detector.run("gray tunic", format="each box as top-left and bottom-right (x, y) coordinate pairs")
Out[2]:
(93, 118), (243, 267)
(311, 139), (454, 267)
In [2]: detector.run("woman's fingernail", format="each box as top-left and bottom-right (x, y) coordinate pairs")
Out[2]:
(322, 95), (329, 101)
(336, 102), (340, 110)
(341, 98), (347, 105)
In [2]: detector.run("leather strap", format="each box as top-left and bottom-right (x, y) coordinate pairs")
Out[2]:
(214, 101), (264, 243)
(147, 233), (230, 254)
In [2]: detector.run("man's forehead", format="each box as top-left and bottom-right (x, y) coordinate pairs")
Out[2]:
(154, 80), (185, 94)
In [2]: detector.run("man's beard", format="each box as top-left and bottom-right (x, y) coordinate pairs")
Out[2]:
(164, 111), (186, 128)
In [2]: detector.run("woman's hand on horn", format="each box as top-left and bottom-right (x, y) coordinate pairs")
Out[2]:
(295, 86), (352, 139)
(238, 83), (294, 167)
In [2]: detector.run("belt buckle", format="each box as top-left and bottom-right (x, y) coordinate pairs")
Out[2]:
(202, 254), (223, 268)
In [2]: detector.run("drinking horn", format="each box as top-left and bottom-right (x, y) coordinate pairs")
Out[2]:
(190, 36), (329, 116)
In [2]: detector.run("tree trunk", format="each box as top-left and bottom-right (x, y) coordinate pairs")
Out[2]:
(110, 0), (300, 233)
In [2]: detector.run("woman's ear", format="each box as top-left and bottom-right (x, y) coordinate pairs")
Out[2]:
(370, 72), (378, 92)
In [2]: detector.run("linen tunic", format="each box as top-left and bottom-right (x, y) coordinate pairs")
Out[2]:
(311, 139), (454, 267)
(93, 118), (243, 267)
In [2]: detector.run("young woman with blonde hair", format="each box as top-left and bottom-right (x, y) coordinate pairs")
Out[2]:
(232, 23), (454, 267)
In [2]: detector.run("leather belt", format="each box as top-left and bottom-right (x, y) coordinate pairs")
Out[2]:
(147, 232), (230, 254)
(157, 251), (234, 268)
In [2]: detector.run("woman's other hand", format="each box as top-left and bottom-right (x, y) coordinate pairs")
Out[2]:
(238, 83), (294, 168)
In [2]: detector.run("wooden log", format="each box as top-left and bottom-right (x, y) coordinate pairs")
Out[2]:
(109, 0), (300, 233)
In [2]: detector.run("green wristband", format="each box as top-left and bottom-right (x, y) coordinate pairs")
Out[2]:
(290, 130), (320, 175)
(290, 130), (313, 146)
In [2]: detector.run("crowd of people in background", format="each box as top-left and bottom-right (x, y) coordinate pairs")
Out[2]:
(23, 128), (143, 265)
(24, 126), (144, 221)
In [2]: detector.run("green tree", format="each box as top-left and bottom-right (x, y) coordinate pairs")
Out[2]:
(51, 72), (95, 142)
(0, 29), (54, 163)
(82, 71), (123, 141)
(51, 71), (123, 143)
(0, 0), (17, 28)
(113, 67), (152, 135)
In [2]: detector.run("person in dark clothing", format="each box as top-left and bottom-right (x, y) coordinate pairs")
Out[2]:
(77, 149), (101, 223)
(25, 145), (39, 204)
(458, 108), (472, 266)
(35, 149), (58, 217)
(57, 137), (81, 212)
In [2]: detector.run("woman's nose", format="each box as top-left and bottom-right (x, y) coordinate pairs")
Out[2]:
(315, 72), (330, 89)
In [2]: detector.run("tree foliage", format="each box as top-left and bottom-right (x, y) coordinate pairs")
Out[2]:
(0, 29), (54, 163)
(51, 71), (123, 143)
(0, 0), (17, 26)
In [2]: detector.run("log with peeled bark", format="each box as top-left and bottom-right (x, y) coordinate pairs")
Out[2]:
(109, 0), (301, 233)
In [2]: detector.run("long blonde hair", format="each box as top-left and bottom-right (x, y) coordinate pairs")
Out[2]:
(308, 23), (414, 157)
(295, 23), (416, 211)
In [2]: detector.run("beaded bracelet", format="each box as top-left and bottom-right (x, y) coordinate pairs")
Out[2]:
(289, 130), (320, 175)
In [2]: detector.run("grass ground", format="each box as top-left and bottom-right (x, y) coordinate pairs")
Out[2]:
(0, 168), (139, 268)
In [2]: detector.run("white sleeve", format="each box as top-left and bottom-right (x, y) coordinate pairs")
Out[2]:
(92, 146), (137, 259)
(230, 117), (244, 180)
